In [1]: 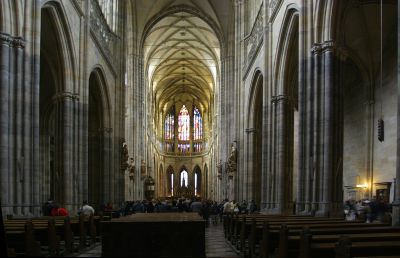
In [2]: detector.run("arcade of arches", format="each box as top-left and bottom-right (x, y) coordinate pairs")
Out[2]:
(1, 0), (400, 224)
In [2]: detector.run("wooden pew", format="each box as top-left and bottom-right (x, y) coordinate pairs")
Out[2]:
(5, 214), (108, 256)
(5, 218), (60, 256)
(235, 217), (364, 257)
(5, 220), (41, 257)
(234, 216), (389, 258)
(296, 227), (400, 258)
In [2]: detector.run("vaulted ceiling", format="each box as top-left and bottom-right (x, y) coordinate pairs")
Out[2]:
(144, 11), (220, 113)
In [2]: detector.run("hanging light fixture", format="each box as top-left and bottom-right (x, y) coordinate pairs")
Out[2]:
(377, 0), (384, 142)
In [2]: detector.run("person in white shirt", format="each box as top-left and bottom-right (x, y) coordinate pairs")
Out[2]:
(79, 200), (95, 217)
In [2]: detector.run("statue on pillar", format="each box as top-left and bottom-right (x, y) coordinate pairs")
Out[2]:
(226, 142), (237, 177)
(121, 142), (129, 171)
(128, 158), (135, 180)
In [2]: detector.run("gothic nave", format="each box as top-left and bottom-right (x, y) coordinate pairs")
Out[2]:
(1, 0), (400, 256)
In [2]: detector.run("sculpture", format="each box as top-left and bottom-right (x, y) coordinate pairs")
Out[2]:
(226, 142), (237, 174)
(121, 142), (129, 171)
(128, 158), (135, 179)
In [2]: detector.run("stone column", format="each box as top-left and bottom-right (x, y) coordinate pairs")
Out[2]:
(14, 37), (25, 215)
(52, 93), (75, 211)
(320, 40), (341, 216)
(365, 100), (375, 199)
(296, 2), (308, 214)
(101, 127), (112, 204)
(275, 95), (290, 214)
(321, 41), (335, 216)
(62, 93), (75, 212)
(0, 33), (12, 215)
(267, 96), (278, 211)
(392, 0), (400, 226)
(311, 43), (322, 214)
(245, 128), (256, 202)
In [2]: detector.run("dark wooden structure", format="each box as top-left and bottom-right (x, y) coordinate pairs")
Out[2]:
(101, 213), (205, 257)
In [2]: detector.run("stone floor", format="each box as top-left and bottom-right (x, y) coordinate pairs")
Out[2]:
(73, 219), (239, 258)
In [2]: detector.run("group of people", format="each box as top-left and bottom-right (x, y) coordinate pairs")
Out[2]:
(41, 197), (260, 225)
(42, 199), (95, 217)
(119, 197), (259, 224)
(344, 198), (391, 223)
(222, 199), (258, 214)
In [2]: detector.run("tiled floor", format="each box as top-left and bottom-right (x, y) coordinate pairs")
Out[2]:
(205, 223), (240, 258)
(73, 220), (239, 257)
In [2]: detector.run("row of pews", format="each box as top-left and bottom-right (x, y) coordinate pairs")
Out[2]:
(4, 213), (110, 257)
(223, 214), (400, 258)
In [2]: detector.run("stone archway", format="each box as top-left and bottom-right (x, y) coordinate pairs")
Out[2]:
(247, 71), (263, 208)
(193, 166), (202, 197)
(88, 69), (111, 210)
(166, 166), (174, 197)
(39, 4), (76, 213)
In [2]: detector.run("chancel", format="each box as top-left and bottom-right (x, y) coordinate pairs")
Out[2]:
(1, 0), (400, 257)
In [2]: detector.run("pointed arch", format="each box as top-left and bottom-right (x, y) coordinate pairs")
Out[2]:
(274, 5), (300, 95)
(193, 165), (202, 197)
(41, 0), (77, 93)
(247, 70), (264, 206)
(204, 164), (208, 199)
(89, 66), (112, 128)
(158, 164), (164, 197)
(167, 165), (174, 196)
(179, 166), (189, 187)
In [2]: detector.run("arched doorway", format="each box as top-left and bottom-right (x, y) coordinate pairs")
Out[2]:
(39, 6), (72, 209)
(167, 166), (174, 197)
(158, 164), (163, 197)
(248, 71), (263, 208)
(283, 13), (299, 214)
(88, 70), (109, 209)
(193, 166), (202, 197)
(204, 164), (208, 199)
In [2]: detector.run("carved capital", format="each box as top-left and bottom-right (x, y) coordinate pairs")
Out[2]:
(271, 94), (289, 104)
(0, 33), (13, 46)
(311, 43), (322, 55)
(52, 92), (79, 103)
(321, 40), (336, 53)
(11, 37), (25, 49)
(245, 128), (256, 134)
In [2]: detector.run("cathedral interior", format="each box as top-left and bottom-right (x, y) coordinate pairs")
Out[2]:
(1, 0), (400, 227)
(2, 0), (400, 257)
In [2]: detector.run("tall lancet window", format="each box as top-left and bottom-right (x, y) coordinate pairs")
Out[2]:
(96, 0), (119, 32)
(194, 172), (198, 196)
(180, 170), (188, 187)
(178, 105), (190, 141)
(164, 110), (174, 140)
(193, 107), (203, 140)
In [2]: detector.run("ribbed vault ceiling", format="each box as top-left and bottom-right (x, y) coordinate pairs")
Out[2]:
(144, 12), (220, 113)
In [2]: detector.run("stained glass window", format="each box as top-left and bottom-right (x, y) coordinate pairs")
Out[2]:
(178, 105), (190, 141)
(193, 143), (202, 152)
(165, 111), (174, 140)
(178, 143), (190, 154)
(193, 107), (203, 140)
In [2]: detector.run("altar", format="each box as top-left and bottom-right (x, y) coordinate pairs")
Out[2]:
(101, 213), (205, 257)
